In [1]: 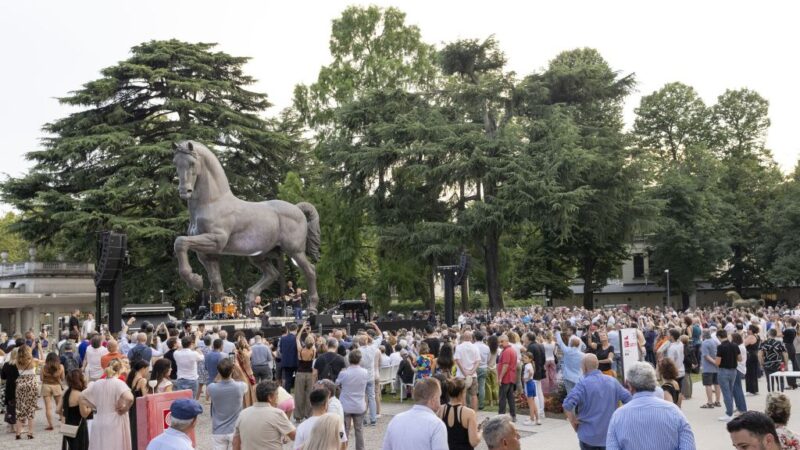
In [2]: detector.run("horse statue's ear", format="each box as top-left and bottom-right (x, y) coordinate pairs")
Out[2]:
(187, 142), (194, 152)
(172, 142), (178, 151)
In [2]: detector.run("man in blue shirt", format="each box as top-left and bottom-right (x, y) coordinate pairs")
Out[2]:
(563, 354), (632, 450)
(127, 332), (153, 364)
(279, 322), (298, 392)
(700, 329), (721, 408)
(204, 338), (225, 388)
(606, 362), (695, 450)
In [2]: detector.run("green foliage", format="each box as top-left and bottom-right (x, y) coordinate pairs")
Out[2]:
(1, 40), (292, 304)
(0, 212), (30, 262)
(757, 167), (800, 285)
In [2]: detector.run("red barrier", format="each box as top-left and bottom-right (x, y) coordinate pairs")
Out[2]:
(136, 389), (196, 450)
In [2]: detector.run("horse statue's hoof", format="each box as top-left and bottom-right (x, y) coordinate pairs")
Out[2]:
(188, 273), (204, 290)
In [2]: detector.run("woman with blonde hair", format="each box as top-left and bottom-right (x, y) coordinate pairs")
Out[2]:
(302, 413), (344, 450)
(80, 358), (134, 450)
(765, 392), (800, 449)
(233, 334), (256, 407)
(295, 323), (317, 421)
(14, 345), (38, 439)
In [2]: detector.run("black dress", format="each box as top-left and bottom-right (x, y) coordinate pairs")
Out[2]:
(784, 328), (798, 388)
(1, 362), (19, 424)
(746, 337), (761, 394)
(129, 385), (143, 449)
(62, 388), (90, 450)
(443, 403), (473, 450)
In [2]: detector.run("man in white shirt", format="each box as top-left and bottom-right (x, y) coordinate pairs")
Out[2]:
(382, 378), (448, 450)
(219, 330), (236, 355)
(174, 335), (205, 398)
(294, 388), (347, 450)
(357, 323), (382, 426)
(81, 313), (96, 339)
(454, 330), (481, 410)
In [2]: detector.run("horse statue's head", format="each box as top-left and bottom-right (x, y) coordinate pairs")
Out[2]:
(172, 141), (201, 200)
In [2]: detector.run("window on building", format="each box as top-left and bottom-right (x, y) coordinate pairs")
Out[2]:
(633, 254), (645, 278)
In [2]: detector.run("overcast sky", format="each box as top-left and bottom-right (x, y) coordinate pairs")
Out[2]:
(1, 0), (798, 186)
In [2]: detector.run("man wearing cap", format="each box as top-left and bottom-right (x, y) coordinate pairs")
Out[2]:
(146, 398), (203, 450)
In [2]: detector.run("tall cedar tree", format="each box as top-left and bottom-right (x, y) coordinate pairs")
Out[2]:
(2, 40), (291, 303)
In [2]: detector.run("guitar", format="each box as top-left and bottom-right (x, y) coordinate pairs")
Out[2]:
(252, 306), (264, 317)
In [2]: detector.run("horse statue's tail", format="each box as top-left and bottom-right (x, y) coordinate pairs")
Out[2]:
(297, 202), (321, 262)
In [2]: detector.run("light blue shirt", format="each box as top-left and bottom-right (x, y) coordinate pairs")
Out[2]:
(382, 405), (448, 450)
(563, 370), (632, 446)
(336, 366), (370, 414)
(146, 427), (194, 450)
(606, 392), (696, 450)
(556, 332), (587, 383)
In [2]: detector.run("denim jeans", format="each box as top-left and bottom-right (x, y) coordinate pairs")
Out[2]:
(718, 368), (737, 416)
(175, 378), (198, 398)
(477, 367), (488, 409)
(564, 379), (577, 395)
(364, 380), (377, 424)
(733, 370), (747, 413)
(294, 305), (302, 320)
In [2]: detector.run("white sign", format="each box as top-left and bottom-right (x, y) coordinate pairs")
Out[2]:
(619, 328), (640, 382)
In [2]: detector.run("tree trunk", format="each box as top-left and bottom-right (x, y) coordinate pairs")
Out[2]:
(484, 225), (503, 311)
(428, 259), (436, 315)
(681, 291), (690, 311)
(732, 244), (744, 293)
(582, 257), (595, 310)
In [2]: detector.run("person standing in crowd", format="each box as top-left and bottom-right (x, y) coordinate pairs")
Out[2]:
(14, 346), (37, 440)
(174, 335), (205, 398)
(556, 325), (586, 394)
(83, 334), (108, 382)
(336, 349), (369, 450)
(521, 352), (540, 426)
(68, 310), (81, 338)
(197, 335), (212, 400)
(474, 331), (490, 410)
(357, 322), (383, 426)
(148, 358), (174, 394)
(383, 377), (448, 450)
(658, 358), (683, 407)
(589, 330), (616, 377)
(732, 332), (749, 410)
(127, 359), (149, 449)
(497, 334), (518, 422)
(783, 318), (799, 389)
(80, 359), (134, 450)
(314, 337), (347, 382)
(205, 338), (225, 387)
(146, 399), (203, 450)
(279, 323), (299, 392)
(100, 339), (125, 369)
(678, 335), (694, 400)
(765, 392), (800, 449)
(437, 378), (482, 450)
(294, 388), (347, 450)
(295, 324), (317, 422)
(700, 329), (722, 408)
(657, 329), (686, 388)
(727, 411), (782, 450)
(453, 330), (481, 411)
(482, 415), (521, 450)
(301, 414), (346, 450)
(233, 380), (295, 450)
(41, 352), (64, 431)
(563, 354), (632, 449)
(606, 362), (695, 450)
(232, 336), (256, 408)
(760, 328), (788, 392)
(127, 332), (153, 365)
(207, 358), (247, 450)
(81, 313), (95, 340)
(415, 342), (436, 381)
(61, 368), (92, 450)
(745, 324), (762, 396)
(250, 335), (273, 383)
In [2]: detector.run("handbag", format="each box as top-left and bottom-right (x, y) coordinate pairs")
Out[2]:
(4, 400), (15, 425)
(60, 421), (81, 438)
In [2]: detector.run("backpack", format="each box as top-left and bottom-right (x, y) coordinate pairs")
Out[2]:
(63, 354), (80, 373)
(129, 345), (146, 364)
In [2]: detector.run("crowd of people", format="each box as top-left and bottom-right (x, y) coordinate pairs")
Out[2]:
(1, 302), (800, 449)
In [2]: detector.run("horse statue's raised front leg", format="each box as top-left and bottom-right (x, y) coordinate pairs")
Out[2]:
(174, 233), (228, 291)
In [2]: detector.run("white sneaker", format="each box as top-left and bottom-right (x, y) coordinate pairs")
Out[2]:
(523, 419), (534, 426)
(536, 420), (542, 425)
(719, 415), (733, 422)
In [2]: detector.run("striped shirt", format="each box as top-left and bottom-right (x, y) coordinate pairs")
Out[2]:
(606, 392), (695, 450)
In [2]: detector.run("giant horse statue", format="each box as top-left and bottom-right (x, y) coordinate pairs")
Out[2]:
(171, 140), (321, 314)
(725, 291), (765, 309)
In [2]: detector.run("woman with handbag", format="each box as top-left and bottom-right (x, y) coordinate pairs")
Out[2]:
(61, 369), (92, 450)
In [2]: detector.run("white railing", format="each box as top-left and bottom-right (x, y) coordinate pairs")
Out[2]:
(0, 262), (95, 277)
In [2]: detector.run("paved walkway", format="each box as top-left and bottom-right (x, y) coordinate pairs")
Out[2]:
(2, 376), (799, 449)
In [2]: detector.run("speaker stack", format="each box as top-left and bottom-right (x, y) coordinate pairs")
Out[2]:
(95, 232), (127, 334)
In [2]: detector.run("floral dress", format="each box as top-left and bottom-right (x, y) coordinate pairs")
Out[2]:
(778, 425), (800, 450)
(415, 354), (433, 381)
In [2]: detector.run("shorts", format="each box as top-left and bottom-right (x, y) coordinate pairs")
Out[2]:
(702, 372), (718, 386)
(525, 380), (537, 398)
(41, 383), (63, 398)
(465, 376), (478, 397)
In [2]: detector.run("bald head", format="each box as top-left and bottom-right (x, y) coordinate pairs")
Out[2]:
(582, 353), (599, 374)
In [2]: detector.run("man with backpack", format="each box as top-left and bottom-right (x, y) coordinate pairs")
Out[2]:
(128, 332), (154, 366)
(314, 338), (346, 382)
(60, 342), (81, 373)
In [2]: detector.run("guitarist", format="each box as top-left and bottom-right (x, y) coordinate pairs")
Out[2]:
(248, 295), (263, 319)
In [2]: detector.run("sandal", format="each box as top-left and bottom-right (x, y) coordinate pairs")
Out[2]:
(15, 435), (20, 440)
(714, 401), (722, 407)
(27, 434), (33, 439)
(45, 426), (54, 431)
(700, 403), (714, 408)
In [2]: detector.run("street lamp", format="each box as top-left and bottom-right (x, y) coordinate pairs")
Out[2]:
(664, 269), (670, 309)
(159, 289), (165, 303)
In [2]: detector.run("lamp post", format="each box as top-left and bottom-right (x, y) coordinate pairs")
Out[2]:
(159, 289), (165, 303)
(665, 269), (671, 308)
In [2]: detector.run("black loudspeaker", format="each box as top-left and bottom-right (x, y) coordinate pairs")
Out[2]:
(221, 325), (237, 342)
(94, 232), (126, 289)
(311, 314), (334, 327)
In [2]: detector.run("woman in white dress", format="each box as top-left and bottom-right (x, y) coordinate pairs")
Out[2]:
(80, 359), (134, 450)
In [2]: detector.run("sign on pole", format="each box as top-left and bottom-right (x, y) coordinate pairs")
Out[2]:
(620, 328), (640, 383)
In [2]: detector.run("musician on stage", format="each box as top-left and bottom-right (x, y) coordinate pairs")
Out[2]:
(247, 295), (263, 319)
(293, 288), (304, 320)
